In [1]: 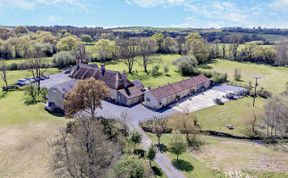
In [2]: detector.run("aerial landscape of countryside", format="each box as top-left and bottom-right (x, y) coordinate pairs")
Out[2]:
(0, 0), (288, 178)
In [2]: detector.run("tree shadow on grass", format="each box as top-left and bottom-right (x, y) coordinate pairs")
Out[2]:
(156, 143), (168, 153)
(134, 149), (146, 158)
(172, 159), (194, 172)
(151, 166), (163, 176)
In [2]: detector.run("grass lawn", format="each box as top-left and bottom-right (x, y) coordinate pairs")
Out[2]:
(93, 54), (186, 88)
(168, 97), (266, 137)
(209, 59), (288, 94)
(147, 133), (217, 178)
(1, 57), (53, 66)
(0, 91), (68, 178)
(0, 68), (60, 97)
(193, 135), (288, 177)
(147, 133), (288, 178)
(0, 91), (65, 127)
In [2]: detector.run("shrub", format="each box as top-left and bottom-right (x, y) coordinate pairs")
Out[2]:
(151, 65), (161, 76)
(174, 55), (199, 76)
(212, 72), (227, 84)
(200, 70), (213, 78)
(52, 51), (76, 69)
(112, 156), (152, 178)
(163, 64), (169, 75)
(257, 87), (272, 98)
(8, 62), (18, 70)
(234, 68), (242, 81)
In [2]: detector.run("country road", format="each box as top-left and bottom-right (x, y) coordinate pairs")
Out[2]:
(128, 120), (185, 178)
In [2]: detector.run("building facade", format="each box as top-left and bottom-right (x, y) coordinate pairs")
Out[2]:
(46, 64), (145, 112)
(144, 75), (211, 109)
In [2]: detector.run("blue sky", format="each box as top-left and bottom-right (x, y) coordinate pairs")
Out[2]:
(0, 0), (288, 28)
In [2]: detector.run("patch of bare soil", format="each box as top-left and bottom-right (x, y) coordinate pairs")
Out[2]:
(192, 137), (288, 173)
(0, 121), (66, 178)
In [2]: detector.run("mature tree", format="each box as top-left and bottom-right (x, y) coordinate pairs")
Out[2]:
(176, 35), (186, 54)
(130, 130), (142, 151)
(51, 116), (119, 178)
(229, 35), (241, 60)
(13, 26), (29, 35)
(112, 156), (152, 178)
(152, 32), (164, 52)
(52, 51), (75, 69)
(264, 95), (288, 139)
(57, 35), (80, 51)
(174, 55), (198, 76)
(118, 38), (139, 74)
(169, 131), (187, 160)
(163, 37), (178, 54)
(176, 110), (197, 142)
(28, 44), (48, 91)
(213, 39), (221, 58)
(276, 40), (288, 66)
(95, 39), (116, 62)
(120, 110), (130, 136)
(24, 84), (39, 103)
(64, 78), (110, 118)
(138, 38), (157, 73)
(240, 42), (257, 61)
(185, 33), (209, 64)
(81, 34), (93, 44)
(146, 117), (168, 145)
(0, 62), (8, 92)
(74, 44), (89, 64)
(32, 31), (58, 45)
(146, 145), (157, 167)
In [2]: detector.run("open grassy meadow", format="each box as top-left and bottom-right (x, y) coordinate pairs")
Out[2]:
(168, 97), (266, 137)
(0, 91), (68, 178)
(147, 133), (288, 178)
(147, 133), (217, 178)
(0, 68), (60, 97)
(209, 59), (288, 94)
(94, 54), (186, 88)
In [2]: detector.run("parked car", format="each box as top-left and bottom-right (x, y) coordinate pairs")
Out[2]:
(213, 97), (224, 105)
(25, 78), (35, 83)
(226, 91), (242, 100)
(2, 85), (20, 91)
(64, 69), (72, 74)
(16, 79), (31, 86)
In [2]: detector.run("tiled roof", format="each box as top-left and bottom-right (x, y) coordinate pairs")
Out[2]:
(149, 75), (210, 100)
(51, 79), (77, 94)
(118, 86), (144, 99)
(71, 64), (133, 90)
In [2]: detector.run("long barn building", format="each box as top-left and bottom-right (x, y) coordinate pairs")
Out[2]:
(144, 75), (211, 109)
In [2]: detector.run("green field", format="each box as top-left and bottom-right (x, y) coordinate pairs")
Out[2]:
(0, 91), (65, 127)
(168, 97), (266, 136)
(0, 68), (60, 97)
(209, 59), (288, 94)
(147, 133), (216, 178)
(1, 57), (53, 66)
(93, 54), (186, 88)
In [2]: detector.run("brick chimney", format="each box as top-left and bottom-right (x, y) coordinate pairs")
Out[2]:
(100, 63), (105, 75)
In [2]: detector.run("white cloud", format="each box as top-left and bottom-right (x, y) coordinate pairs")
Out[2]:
(0, 0), (87, 11)
(47, 15), (61, 23)
(272, 0), (288, 7)
(125, 0), (186, 7)
(0, 0), (35, 10)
